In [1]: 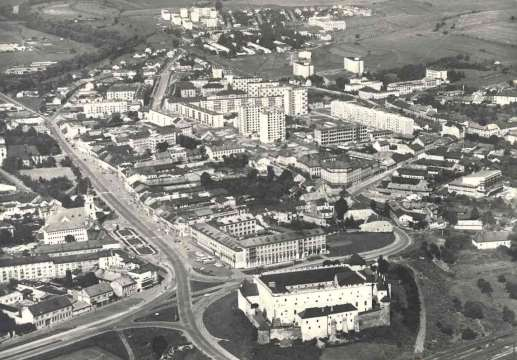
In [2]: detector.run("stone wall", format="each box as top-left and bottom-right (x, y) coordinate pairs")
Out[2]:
(358, 305), (391, 329)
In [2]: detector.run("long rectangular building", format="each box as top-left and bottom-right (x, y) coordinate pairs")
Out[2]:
(190, 223), (326, 268)
(331, 100), (414, 136)
(314, 122), (368, 146)
(0, 251), (122, 283)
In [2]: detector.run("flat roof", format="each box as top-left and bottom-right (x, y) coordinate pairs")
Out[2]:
(239, 229), (325, 248)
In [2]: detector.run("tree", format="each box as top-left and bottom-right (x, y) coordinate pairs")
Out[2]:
(377, 256), (390, 275)
(503, 306), (515, 324)
(443, 209), (458, 225)
(64, 270), (73, 288)
(334, 197), (348, 220)
(470, 207), (480, 220)
(266, 166), (275, 182)
(64, 235), (75, 243)
(215, 0), (223, 13)
(461, 327), (477, 340)
(247, 168), (258, 182)
(477, 278), (493, 296)
(463, 301), (484, 319)
(481, 211), (496, 225)
(156, 141), (169, 153)
(200, 172), (212, 188)
(498, 274), (506, 283)
(152, 335), (169, 359)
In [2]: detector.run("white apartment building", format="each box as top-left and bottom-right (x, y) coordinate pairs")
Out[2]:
(344, 57), (364, 75)
(448, 169), (503, 198)
(236, 106), (262, 136)
(466, 121), (501, 138)
(331, 100), (414, 136)
(314, 123), (368, 146)
(293, 61), (314, 79)
(42, 207), (89, 245)
(259, 108), (286, 144)
(425, 68), (448, 81)
(169, 102), (224, 128)
(191, 223), (326, 269)
(146, 109), (177, 127)
(249, 82), (308, 116)
(229, 76), (263, 92)
(386, 78), (445, 95)
(215, 213), (257, 238)
(308, 16), (347, 31)
(106, 83), (141, 101)
(83, 101), (128, 118)
(320, 160), (377, 187)
(490, 90), (517, 106)
(205, 144), (247, 161)
(0, 251), (122, 283)
(238, 264), (389, 340)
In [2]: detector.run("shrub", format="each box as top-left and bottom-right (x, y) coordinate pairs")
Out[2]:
(461, 328), (477, 340)
(503, 306), (515, 325)
(463, 301), (484, 319)
(477, 278), (493, 296)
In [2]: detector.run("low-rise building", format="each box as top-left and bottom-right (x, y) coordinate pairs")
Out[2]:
(472, 231), (511, 250)
(344, 57), (364, 75)
(111, 276), (138, 298)
(77, 283), (113, 307)
(20, 295), (73, 329)
(205, 143), (246, 161)
(447, 169), (503, 198)
(42, 207), (89, 245)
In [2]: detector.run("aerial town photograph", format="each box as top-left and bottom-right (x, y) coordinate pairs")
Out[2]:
(0, 0), (516, 359)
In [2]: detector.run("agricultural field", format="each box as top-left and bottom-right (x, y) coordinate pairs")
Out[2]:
(0, 21), (95, 72)
(313, 0), (517, 73)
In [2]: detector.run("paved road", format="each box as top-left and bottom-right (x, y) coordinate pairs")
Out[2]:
(0, 92), (237, 360)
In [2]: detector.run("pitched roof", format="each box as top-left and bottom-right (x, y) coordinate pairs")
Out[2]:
(43, 207), (87, 233)
(474, 231), (511, 243)
(259, 265), (367, 294)
(298, 304), (357, 319)
(28, 295), (72, 316)
(83, 282), (113, 297)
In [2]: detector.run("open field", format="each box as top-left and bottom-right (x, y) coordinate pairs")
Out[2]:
(19, 167), (76, 181)
(0, 21), (95, 71)
(408, 244), (517, 355)
(124, 328), (208, 360)
(48, 346), (123, 360)
(327, 232), (395, 257)
(28, 331), (129, 360)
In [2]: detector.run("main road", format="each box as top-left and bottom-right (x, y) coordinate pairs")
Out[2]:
(0, 92), (237, 360)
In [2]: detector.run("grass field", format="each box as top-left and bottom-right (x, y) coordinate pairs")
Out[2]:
(48, 346), (123, 360)
(30, 332), (129, 360)
(0, 21), (95, 71)
(19, 167), (76, 181)
(135, 305), (179, 322)
(124, 328), (208, 360)
(327, 232), (395, 257)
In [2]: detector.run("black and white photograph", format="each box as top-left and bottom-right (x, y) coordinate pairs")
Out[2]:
(0, 0), (516, 359)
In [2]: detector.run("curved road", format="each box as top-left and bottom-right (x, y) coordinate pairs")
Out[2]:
(0, 92), (237, 360)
